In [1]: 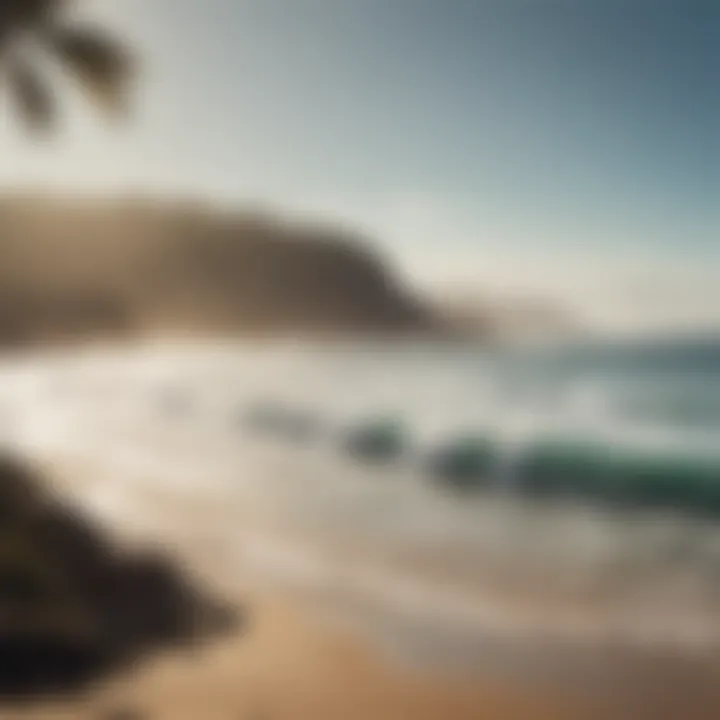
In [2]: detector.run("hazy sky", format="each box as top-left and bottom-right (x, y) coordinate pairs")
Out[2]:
(2, 0), (720, 331)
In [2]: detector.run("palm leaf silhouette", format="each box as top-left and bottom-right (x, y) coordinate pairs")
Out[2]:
(50, 26), (133, 118)
(5, 56), (55, 133)
(0, 0), (134, 133)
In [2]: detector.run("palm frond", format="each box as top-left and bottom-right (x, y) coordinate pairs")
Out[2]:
(49, 25), (133, 118)
(5, 56), (55, 133)
(0, 0), (66, 32)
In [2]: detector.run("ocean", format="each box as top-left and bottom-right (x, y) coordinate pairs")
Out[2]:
(0, 335), (718, 672)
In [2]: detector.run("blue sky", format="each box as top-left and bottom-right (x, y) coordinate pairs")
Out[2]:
(2, 0), (720, 330)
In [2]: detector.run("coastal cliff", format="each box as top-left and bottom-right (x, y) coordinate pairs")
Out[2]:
(0, 196), (439, 345)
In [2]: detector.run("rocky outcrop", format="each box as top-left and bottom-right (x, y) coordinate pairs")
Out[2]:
(0, 454), (237, 698)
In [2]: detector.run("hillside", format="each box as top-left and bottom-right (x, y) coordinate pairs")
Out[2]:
(0, 196), (440, 346)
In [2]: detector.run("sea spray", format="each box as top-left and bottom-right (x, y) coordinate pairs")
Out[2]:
(1, 338), (720, 659)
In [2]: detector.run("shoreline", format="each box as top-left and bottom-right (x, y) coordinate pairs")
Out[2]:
(17, 588), (589, 720)
(10, 453), (715, 720)
(15, 576), (720, 720)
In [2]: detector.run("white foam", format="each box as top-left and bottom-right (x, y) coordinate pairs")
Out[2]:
(1, 340), (719, 657)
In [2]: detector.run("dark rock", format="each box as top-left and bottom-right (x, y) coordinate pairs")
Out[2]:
(0, 453), (240, 701)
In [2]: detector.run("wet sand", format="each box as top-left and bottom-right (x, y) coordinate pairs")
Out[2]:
(14, 583), (720, 720)
(2, 454), (718, 720)
(14, 589), (585, 720)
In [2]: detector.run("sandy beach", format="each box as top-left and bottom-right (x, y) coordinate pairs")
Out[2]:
(2, 0), (719, 715)
(12, 561), (720, 720)
(16, 591), (586, 720)
(0, 454), (710, 720)
(0, 453), (583, 720)
(0, 348), (717, 720)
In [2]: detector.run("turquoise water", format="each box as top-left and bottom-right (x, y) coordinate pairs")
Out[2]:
(227, 336), (720, 516)
(0, 336), (719, 656)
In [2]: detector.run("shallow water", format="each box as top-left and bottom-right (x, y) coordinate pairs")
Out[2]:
(0, 338), (719, 666)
